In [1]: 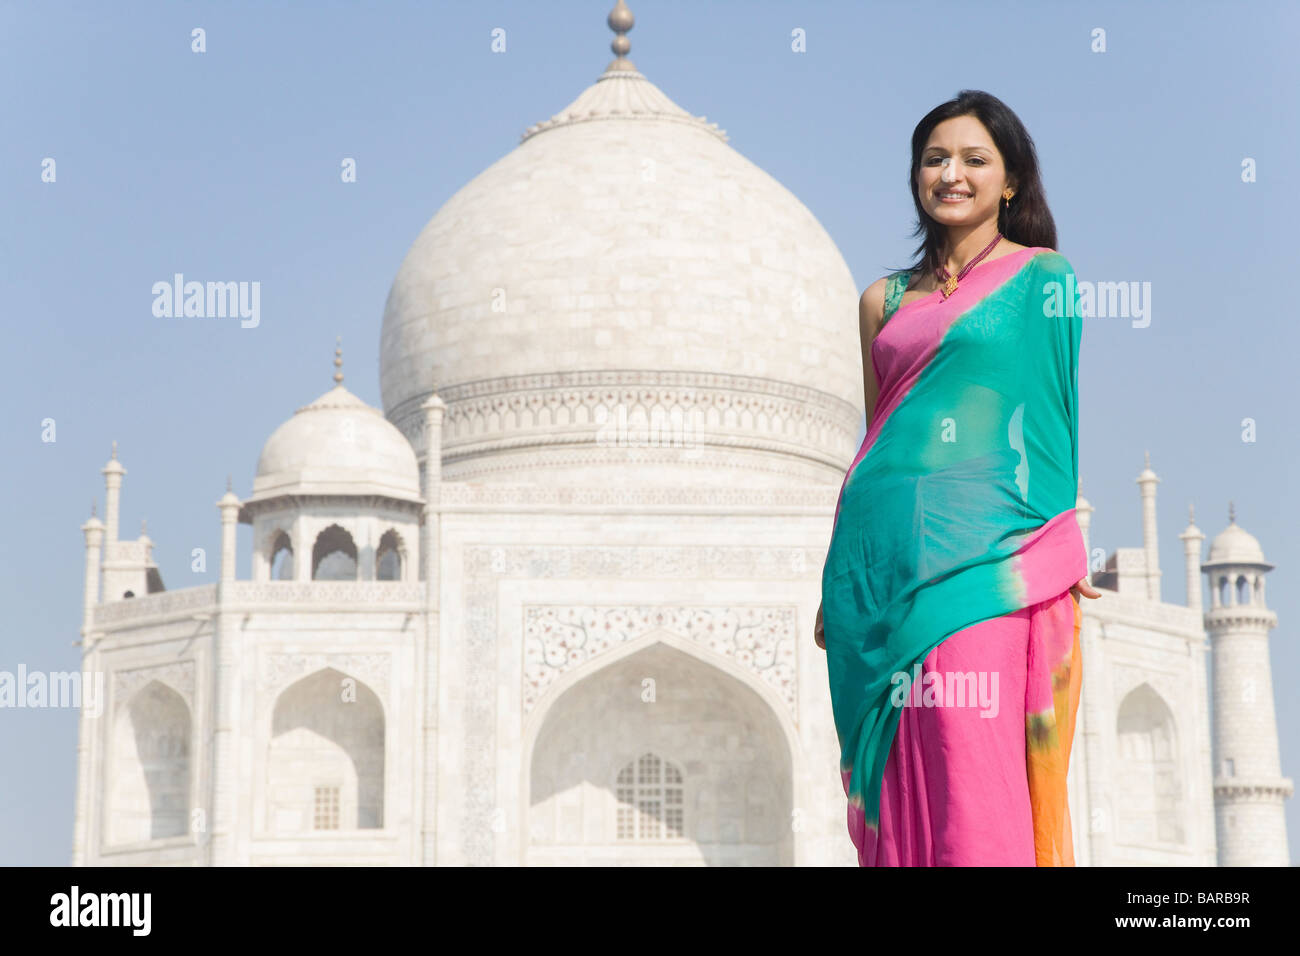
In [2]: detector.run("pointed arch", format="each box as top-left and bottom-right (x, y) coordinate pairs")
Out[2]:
(269, 530), (294, 580)
(523, 633), (797, 865)
(1235, 574), (1251, 606)
(312, 524), (357, 580)
(376, 529), (405, 581)
(1115, 682), (1184, 845)
(108, 680), (192, 844)
(266, 667), (385, 833)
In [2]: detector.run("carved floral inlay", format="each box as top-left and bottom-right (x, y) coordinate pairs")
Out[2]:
(522, 605), (796, 716)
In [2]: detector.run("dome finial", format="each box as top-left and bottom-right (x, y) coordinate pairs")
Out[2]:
(1228, 500), (1236, 524)
(111, 439), (118, 460)
(1189, 501), (1195, 523)
(334, 335), (344, 385)
(1144, 448), (1150, 469)
(605, 0), (636, 72)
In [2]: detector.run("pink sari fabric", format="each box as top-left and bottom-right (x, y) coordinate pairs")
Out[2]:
(841, 587), (1081, 866)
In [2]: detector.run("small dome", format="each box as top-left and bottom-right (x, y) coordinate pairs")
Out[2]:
(1206, 520), (1269, 567)
(251, 384), (421, 504)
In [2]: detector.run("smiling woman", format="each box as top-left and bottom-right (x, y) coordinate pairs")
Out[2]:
(818, 89), (1097, 867)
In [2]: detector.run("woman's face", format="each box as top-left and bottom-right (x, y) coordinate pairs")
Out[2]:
(915, 115), (1014, 230)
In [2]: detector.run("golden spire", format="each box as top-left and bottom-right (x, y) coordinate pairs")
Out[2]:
(606, 0), (636, 72)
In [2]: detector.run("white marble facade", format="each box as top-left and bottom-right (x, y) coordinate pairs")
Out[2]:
(71, 31), (1290, 866)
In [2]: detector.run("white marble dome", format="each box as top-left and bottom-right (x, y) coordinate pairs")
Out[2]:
(249, 382), (422, 504)
(379, 58), (861, 485)
(1206, 518), (1270, 567)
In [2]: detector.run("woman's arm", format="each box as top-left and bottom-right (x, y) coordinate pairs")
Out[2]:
(859, 278), (888, 427)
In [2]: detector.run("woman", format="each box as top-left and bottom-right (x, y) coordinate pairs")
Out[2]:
(815, 90), (1101, 866)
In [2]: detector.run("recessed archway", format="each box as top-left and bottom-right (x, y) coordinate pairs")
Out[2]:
(108, 680), (191, 844)
(312, 525), (358, 580)
(266, 667), (385, 833)
(525, 638), (793, 865)
(1116, 683), (1184, 845)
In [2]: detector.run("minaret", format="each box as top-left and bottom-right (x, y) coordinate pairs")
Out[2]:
(72, 503), (104, 865)
(1136, 450), (1161, 601)
(98, 443), (165, 599)
(217, 475), (241, 582)
(1179, 503), (1204, 610)
(1203, 503), (1292, 865)
(207, 472), (244, 866)
(102, 441), (124, 545)
(80, 502), (104, 634)
(207, 474), (243, 863)
(419, 388), (446, 863)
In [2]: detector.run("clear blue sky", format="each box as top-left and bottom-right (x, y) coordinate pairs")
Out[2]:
(3, 0), (1297, 865)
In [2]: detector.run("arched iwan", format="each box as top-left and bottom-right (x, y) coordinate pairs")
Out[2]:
(108, 680), (192, 845)
(266, 667), (385, 833)
(521, 630), (800, 866)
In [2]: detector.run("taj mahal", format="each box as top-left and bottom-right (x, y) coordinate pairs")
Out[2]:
(70, 3), (1291, 866)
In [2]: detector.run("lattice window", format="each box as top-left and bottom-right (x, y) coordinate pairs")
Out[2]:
(615, 752), (684, 841)
(313, 785), (340, 830)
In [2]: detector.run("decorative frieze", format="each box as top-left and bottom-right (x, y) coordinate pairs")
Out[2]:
(258, 652), (392, 697)
(1213, 778), (1295, 802)
(95, 581), (424, 629)
(225, 581), (423, 606)
(437, 481), (839, 511)
(112, 660), (196, 711)
(95, 584), (217, 626)
(388, 370), (858, 470)
(522, 605), (796, 716)
(1112, 665), (1182, 710)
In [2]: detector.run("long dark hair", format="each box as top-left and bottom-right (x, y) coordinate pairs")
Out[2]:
(893, 90), (1057, 278)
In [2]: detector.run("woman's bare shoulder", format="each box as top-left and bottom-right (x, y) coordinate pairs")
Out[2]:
(859, 276), (891, 334)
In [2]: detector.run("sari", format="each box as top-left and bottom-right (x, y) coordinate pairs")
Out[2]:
(821, 245), (1087, 866)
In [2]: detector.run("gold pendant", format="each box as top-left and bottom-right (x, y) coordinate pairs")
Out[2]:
(942, 274), (959, 298)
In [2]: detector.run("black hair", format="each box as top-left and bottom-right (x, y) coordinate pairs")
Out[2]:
(893, 90), (1057, 279)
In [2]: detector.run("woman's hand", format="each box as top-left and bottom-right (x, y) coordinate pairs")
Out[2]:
(814, 601), (826, 650)
(1069, 577), (1103, 603)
